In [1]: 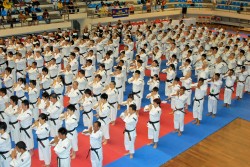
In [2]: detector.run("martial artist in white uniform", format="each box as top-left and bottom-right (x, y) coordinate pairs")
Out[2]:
(52, 127), (72, 167)
(120, 104), (138, 159)
(33, 113), (51, 167)
(147, 98), (162, 148)
(207, 73), (222, 117)
(223, 69), (236, 107)
(4, 96), (20, 144)
(0, 122), (11, 167)
(26, 80), (39, 120)
(17, 100), (34, 151)
(3, 67), (14, 97)
(191, 78), (207, 125)
(80, 89), (94, 129)
(170, 87), (188, 136)
(111, 66), (124, 105)
(60, 104), (79, 159)
(236, 66), (248, 100)
(162, 64), (176, 97)
(10, 141), (31, 167)
(0, 88), (10, 131)
(128, 70), (144, 110)
(93, 93), (111, 145)
(83, 121), (103, 167)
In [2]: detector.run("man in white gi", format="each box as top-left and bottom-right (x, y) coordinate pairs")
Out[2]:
(223, 69), (236, 108)
(191, 78), (207, 125)
(93, 93), (111, 145)
(83, 121), (103, 167)
(236, 66), (248, 100)
(0, 122), (11, 167)
(80, 89), (94, 130)
(207, 73), (222, 117)
(17, 100), (34, 152)
(10, 141), (31, 167)
(52, 127), (72, 167)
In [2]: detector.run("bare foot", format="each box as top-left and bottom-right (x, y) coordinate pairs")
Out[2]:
(207, 113), (212, 116)
(130, 154), (133, 159)
(178, 131), (182, 136)
(147, 142), (153, 145)
(237, 97), (240, 100)
(173, 129), (178, 133)
(153, 143), (157, 149)
(212, 114), (216, 118)
(192, 119), (197, 124)
(223, 104), (227, 107)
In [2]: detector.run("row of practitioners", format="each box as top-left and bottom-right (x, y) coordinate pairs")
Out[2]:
(0, 90), (163, 167)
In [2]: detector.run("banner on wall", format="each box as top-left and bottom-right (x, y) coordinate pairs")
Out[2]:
(112, 8), (129, 18)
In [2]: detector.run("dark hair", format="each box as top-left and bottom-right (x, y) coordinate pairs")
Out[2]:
(58, 127), (67, 135)
(215, 73), (220, 78)
(30, 80), (37, 86)
(135, 70), (141, 75)
(129, 104), (137, 111)
(152, 87), (159, 92)
(10, 95), (19, 105)
(5, 67), (12, 73)
(198, 78), (205, 82)
(18, 78), (26, 85)
(101, 93), (108, 100)
(174, 77), (180, 82)
(180, 86), (186, 91)
(94, 121), (101, 128)
(50, 93), (58, 100)
(0, 88), (7, 95)
(84, 89), (92, 95)
(42, 67), (48, 73)
(39, 113), (48, 121)
(79, 70), (85, 75)
(42, 92), (50, 99)
(153, 98), (161, 106)
(67, 104), (76, 111)
(0, 122), (7, 131)
(16, 141), (27, 150)
(128, 93), (134, 99)
(22, 100), (30, 108)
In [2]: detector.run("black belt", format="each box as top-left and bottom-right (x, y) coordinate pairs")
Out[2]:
(67, 128), (76, 136)
(37, 137), (49, 148)
(225, 86), (234, 92)
(65, 82), (72, 86)
(174, 107), (185, 114)
(109, 102), (117, 108)
(16, 69), (24, 74)
(56, 62), (61, 65)
(20, 125), (31, 138)
(0, 61), (6, 66)
(194, 97), (204, 106)
(85, 76), (91, 79)
(99, 116), (107, 124)
(0, 111), (4, 119)
(97, 50), (103, 54)
(37, 66), (43, 69)
(238, 80), (245, 83)
(105, 68), (111, 71)
(123, 128), (135, 141)
(50, 75), (57, 79)
(132, 91), (141, 98)
(0, 151), (9, 160)
(18, 95), (25, 100)
(237, 64), (243, 67)
(49, 117), (59, 126)
(56, 93), (62, 96)
(93, 93), (101, 97)
(185, 88), (191, 91)
(57, 156), (69, 167)
(30, 100), (38, 108)
(148, 120), (159, 131)
(79, 89), (85, 95)
(166, 79), (173, 82)
(86, 147), (101, 161)
(5, 86), (13, 90)
(43, 87), (50, 91)
(82, 109), (92, 119)
(9, 120), (18, 129)
(209, 93), (220, 101)
(116, 86), (122, 89)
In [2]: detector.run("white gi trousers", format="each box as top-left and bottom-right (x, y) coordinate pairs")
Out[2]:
(0, 152), (11, 167)
(236, 82), (244, 98)
(148, 122), (160, 142)
(57, 156), (70, 167)
(9, 121), (20, 144)
(38, 139), (51, 165)
(49, 118), (62, 137)
(110, 103), (118, 122)
(20, 126), (34, 150)
(67, 129), (78, 152)
(224, 87), (233, 104)
(91, 147), (103, 167)
(193, 99), (204, 120)
(174, 111), (185, 132)
(124, 129), (136, 154)
(82, 110), (93, 129)
(208, 98), (218, 114)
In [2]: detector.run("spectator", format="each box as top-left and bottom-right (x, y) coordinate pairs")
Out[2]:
(0, 0), (4, 15)
(32, 0), (40, 8)
(31, 11), (38, 25)
(237, 3), (243, 14)
(3, 0), (11, 10)
(68, 0), (75, 13)
(53, 0), (58, 10)
(18, 11), (26, 24)
(146, 0), (151, 12)
(6, 9), (13, 28)
(43, 9), (50, 24)
(226, 0), (231, 5)
(161, 0), (166, 11)
(57, 0), (63, 15)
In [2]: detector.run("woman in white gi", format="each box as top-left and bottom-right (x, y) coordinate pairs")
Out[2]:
(51, 75), (65, 105)
(25, 80), (39, 120)
(180, 71), (192, 106)
(93, 93), (111, 145)
(5, 96), (20, 144)
(147, 74), (160, 91)
(32, 113), (51, 167)
(0, 122), (11, 167)
(144, 87), (160, 112)
(147, 98), (162, 148)
(79, 89), (94, 130)
(13, 78), (26, 105)
(169, 86), (188, 136)
(83, 121), (103, 167)
(52, 127), (72, 167)
(223, 69), (236, 108)
(60, 104), (78, 159)
(17, 100), (34, 152)
(120, 104), (138, 159)
(10, 141), (31, 167)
